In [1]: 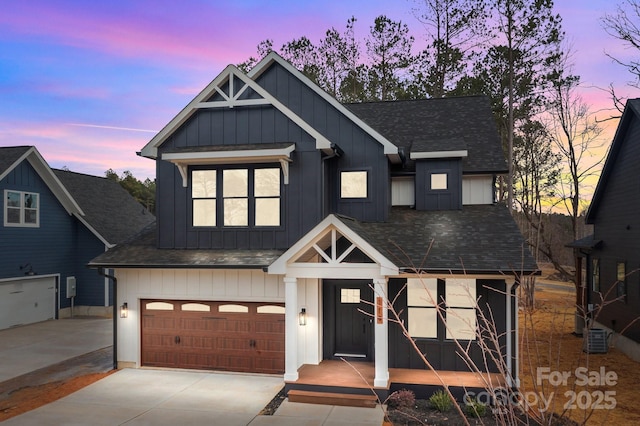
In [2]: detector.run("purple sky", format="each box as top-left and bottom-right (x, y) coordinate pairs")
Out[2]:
(0, 0), (634, 181)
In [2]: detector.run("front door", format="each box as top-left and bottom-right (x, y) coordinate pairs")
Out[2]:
(323, 280), (373, 360)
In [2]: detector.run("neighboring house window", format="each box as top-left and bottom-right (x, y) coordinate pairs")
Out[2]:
(592, 258), (600, 292)
(407, 278), (438, 339)
(192, 167), (281, 227)
(340, 171), (368, 198)
(616, 262), (626, 300)
(445, 278), (477, 340)
(192, 170), (216, 226)
(4, 190), (39, 227)
(431, 173), (448, 190)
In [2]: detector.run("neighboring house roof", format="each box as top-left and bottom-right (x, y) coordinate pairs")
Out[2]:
(338, 204), (537, 274)
(346, 96), (508, 174)
(0, 146), (83, 216)
(93, 205), (537, 275)
(89, 223), (284, 269)
(53, 169), (155, 246)
(585, 98), (640, 223)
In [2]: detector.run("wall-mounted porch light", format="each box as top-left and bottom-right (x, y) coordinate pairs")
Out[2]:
(298, 308), (307, 326)
(120, 302), (128, 318)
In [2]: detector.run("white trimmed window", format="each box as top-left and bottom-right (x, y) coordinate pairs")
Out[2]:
(192, 170), (217, 226)
(445, 278), (477, 340)
(340, 171), (368, 199)
(431, 173), (448, 190)
(407, 278), (438, 339)
(4, 190), (39, 227)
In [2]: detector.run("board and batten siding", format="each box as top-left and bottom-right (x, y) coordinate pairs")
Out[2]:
(115, 268), (322, 368)
(589, 115), (640, 342)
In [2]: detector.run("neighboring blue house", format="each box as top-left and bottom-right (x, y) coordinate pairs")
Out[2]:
(571, 98), (640, 361)
(0, 146), (154, 329)
(90, 53), (537, 399)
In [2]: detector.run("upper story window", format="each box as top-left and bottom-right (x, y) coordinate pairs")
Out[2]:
(4, 190), (39, 227)
(340, 171), (368, 199)
(431, 173), (448, 190)
(192, 167), (280, 228)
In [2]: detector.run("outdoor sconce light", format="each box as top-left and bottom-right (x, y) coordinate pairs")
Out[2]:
(120, 302), (128, 318)
(298, 308), (307, 326)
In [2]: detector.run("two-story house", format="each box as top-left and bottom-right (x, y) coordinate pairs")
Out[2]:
(90, 53), (537, 399)
(1, 146), (154, 329)
(570, 98), (640, 361)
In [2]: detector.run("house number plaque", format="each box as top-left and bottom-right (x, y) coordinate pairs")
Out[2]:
(376, 296), (383, 324)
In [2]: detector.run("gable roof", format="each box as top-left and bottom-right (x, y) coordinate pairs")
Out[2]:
(139, 52), (399, 161)
(0, 146), (83, 216)
(585, 98), (640, 223)
(346, 96), (507, 173)
(53, 170), (155, 246)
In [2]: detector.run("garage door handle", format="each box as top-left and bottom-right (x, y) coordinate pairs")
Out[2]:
(175, 336), (181, 344)
(249, 339), (256, 348)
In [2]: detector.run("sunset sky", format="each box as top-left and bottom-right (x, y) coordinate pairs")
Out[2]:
(0, 0), (635, 181)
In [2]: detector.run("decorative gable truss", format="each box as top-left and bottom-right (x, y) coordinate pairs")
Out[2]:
(269, 214), (398, 279)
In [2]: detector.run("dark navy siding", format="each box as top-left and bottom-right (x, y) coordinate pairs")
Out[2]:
(387, 278), (506, 373)
(415, 159), (462, 211)
(0, 161), (107, 308)
(157, 62), (391, 249)
(589, 116), (640, 342)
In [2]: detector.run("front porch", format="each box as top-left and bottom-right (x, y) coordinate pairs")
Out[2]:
(285, 360), (507, 402)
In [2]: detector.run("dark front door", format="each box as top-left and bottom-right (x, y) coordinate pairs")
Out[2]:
(323, 280), (373, 360)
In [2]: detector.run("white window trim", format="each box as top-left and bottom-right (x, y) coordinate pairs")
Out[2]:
(4, 189), (40, 227)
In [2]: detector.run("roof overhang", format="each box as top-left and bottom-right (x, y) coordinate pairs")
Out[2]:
(163, 144), (296, 186)
(410, 150), (468, 160)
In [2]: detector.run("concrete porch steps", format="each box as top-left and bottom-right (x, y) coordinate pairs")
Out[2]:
(287, 389), (378, 408)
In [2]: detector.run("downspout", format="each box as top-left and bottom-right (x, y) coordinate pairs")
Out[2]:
(98, 267), (118, 370)
(511, 277), (521, 389)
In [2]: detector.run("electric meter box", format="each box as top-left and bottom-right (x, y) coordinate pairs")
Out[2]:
(66, 277), (77, 298)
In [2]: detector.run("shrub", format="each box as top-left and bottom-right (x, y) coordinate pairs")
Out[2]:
(464, 398), (487, 418)
(386, 389), (416, 409)
(429, 390), (453, 412)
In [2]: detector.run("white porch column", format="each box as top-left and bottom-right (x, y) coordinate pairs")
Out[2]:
(373, 277), (389, 387)
(505, 278), (517, 388)
(284, 276), (299, 381)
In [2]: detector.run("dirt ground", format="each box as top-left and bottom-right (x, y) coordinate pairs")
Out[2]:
(518, 278), (640, 425)
(1, 272), (639, 425)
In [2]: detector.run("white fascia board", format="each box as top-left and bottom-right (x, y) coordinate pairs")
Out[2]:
(249, 52), (399, 159)
(140, 65), (239, 159)
(410, 150), (468, 160)
(268, 214), (398, 276)
(24, 148), (84, 216)
(141, 63), (333, 159)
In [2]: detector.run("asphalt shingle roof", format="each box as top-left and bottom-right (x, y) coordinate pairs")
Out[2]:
(346, 96), (507, 173)
(53, 170), (155, 245)
(89, 223), (284, 268)
(337, 204), (537, 274)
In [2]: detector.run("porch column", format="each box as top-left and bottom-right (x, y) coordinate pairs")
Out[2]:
(284, 276), (299, 381)
(373, 277), (389, 387)
(505, 278), (517, 388)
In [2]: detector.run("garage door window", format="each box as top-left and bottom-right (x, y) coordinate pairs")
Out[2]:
(4, 190), (39, 227)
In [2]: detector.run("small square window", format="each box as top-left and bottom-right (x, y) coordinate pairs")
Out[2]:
(431, 173), (448, 190)
(341, 171), (368, 198)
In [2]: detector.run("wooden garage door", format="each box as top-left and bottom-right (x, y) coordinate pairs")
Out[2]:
(141, 300), (285, 374)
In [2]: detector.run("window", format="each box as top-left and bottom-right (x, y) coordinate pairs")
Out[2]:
(191, 167), (281, 227)
(431, 173), (448, 190)
(617, 262), (626, 300)
(192, 170), (216, 226)
(407, 278), (438, 339)
(445, 278), (477, 340)
(592, 258), (600, 292)
(4, 190), (39, 227)
(341, 171), (367, 198)
(340, 288), (361, 304)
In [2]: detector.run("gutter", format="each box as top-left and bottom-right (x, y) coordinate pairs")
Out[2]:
(98, 267), (118, 370)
